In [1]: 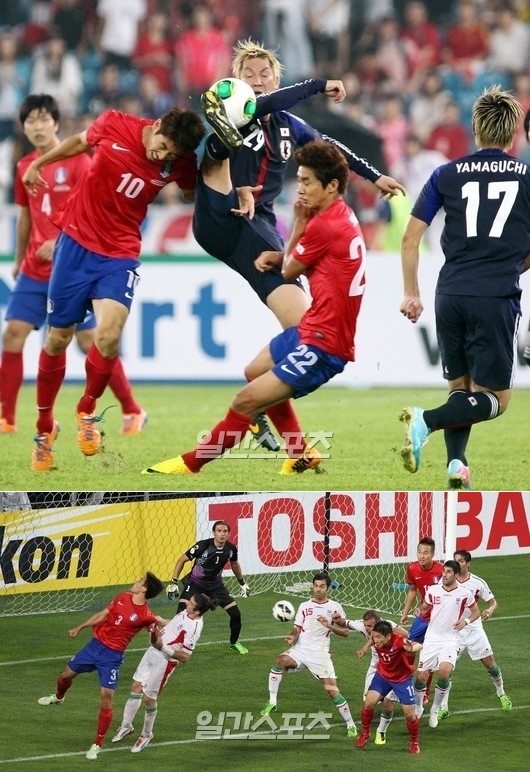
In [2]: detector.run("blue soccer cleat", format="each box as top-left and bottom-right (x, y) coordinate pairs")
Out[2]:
(399, 406), (429, 473)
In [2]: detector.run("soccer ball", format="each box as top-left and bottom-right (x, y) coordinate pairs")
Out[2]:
(272, 600), (295, 622)
(210, 77), (257, 128)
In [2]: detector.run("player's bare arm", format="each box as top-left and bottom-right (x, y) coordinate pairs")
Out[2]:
(23, 131), (90, 194)
(232, 184), (263, 219)
(400, 585), (418, 624)
(254, 250), (283, 272)
(331, 612), (347, 627)
(482, 598), (498, 621)
(375, 175), (406, 199)
(317, 615), (350, 638)
(35, 238), (57, 262)
(68, 608), (109, 637)
(171, 553), (189, 581)
(14, 205), (31, 279)
(400, 215), (428, 323)
(323, 80), (346, 103)
(356, 637), (373, 657)
(403, 640), (422, 653)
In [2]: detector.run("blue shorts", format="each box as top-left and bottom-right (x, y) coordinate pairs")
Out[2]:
(48, 232), (140, 328)
(407, 616), (428, 643)
(270, 326), (347, 399)
(368, 672), (416, 705)
(435, 293), (521, 390)
(5, 272), (97, 331)
(68, 637), (124, 690)
(192, 173), (303, 304)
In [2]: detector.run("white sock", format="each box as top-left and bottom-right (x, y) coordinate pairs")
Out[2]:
(122, 694), (143, 727)
(377, 714), (393, 733)
(141, 705), (157, 737)
(440, 678), (452, 710)
(268, 668), (283, 705)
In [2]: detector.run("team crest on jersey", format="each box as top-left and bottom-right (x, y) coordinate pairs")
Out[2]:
(129, 613), (139, 621)
(54, 167), (67, 184)
(280, 140), (292, 160)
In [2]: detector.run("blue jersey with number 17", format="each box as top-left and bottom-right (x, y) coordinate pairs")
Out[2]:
(411, 148), (530, 297)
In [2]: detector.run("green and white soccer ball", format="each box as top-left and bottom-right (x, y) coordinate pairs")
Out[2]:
(272, 600), (295, 622)
(210, 77), (257, 127)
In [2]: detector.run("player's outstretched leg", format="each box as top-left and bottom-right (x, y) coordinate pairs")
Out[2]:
(201, 90), (243, 150)
(399, 406), (430, 473)
(447, 459), (472, 489)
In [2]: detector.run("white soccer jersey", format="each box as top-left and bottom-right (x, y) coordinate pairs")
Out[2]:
(161, 609), (204, 658)
(295, 599), (346, 652)
(423, 583), (475, 644)
(457, 573), (495, 627)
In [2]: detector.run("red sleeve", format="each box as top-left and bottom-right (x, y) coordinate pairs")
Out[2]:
(86, 111), (114, 147)
(14, 163), (29, 207)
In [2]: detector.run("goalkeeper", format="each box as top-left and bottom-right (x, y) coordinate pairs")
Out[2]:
(166, 520), (251, 654)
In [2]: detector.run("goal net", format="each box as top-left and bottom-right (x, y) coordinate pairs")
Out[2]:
(0, 490), (450, 618)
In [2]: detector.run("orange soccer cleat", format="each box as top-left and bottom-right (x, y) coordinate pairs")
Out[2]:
(31, 421), (60, 471)
(120, 409), (148, 435)
(76, 412), (102, 456)
(280, 447), (322, 475)
(0, 417), (17, 434)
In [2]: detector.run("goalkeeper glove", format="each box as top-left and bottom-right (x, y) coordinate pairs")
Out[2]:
(166, 581), (181, 601)
(240, 583), (251, 597)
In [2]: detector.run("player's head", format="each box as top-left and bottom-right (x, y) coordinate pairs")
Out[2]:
(143, 571), (164, 599)
(19, 93), (59, 151)
(189, 593), (217, 616)
(232, 39), (282, 94)
(472, 86), (523, 150)
(362, 609), (381, 633)
(442, 559), (460, 586)
(312, 571), (331, 600)
(293, 140), (349, 211)
(372, 619), (393, 646)
(146, 108), (206, 161)
(417, 536), (435, 565)
(211, 520), (230, 545)
(453, 549), (472, 571)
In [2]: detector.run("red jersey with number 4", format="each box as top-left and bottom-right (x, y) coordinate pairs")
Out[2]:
(15, 150), (91, 282)
(292, 199), (366, 361)
(51, 110), (198, 258)
(93, 591), (157, 652)
(375, 632), (415, 682)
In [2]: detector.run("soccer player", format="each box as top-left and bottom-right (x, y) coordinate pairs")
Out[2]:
(260, 572), (357, 738)
(197, 39), (405, 451)
(0, 94), (146, 438)
(334, 608), (409, 745)
(399, 86), (530, 489)
(21, 102), (206, 471)
(165, 520), (251, 655)
(142, 140), (366, 476)
(111, 593), (216, 753)
(437, 549), (512, 719)
(355, 620), (422, 754)
(37, 573), (164, 761)
(414, 560), (480, 728)
(399, 537), (444, 707)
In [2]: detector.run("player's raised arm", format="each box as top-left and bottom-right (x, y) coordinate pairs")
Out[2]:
(23, 131), (89, 194)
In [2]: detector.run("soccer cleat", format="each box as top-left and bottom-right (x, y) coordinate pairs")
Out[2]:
(131, 734), (152, 753)
(409, 739), (420, 754)
(374, 731), (386, 745)
(447, 459), (472, 490)
(86, 743), (100, 760)
(347, 725), (358, 739)
(249, 413), (280, 452)
(0, 417), (17, 434)
(280, 447), (322, 475)
(260, 702), (277, 716)
(120, 409), (148, 435)
(38, 693), (64, 705)
(111, 725), (134, 742)
(499, 694), (512, 711)
(438, 707), (450, 720)
(399, 406), (429, 473)
(428, 710), (439, 728)
(141, 455), (196, 475)
(230, 642), (249, 654)
(355, 729), (370, 748)
(31, 421), (60, 472)
(201, 89), (243, 150)
(76, 412), (102, 456)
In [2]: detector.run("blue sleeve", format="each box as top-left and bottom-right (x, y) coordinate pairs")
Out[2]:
(411, 167), (445, 224)
(255, 79), (327, 118)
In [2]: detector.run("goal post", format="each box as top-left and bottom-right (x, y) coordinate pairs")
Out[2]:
(0, 490), (451, 618)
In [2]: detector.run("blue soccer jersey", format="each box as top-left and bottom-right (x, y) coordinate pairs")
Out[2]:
(412, 148), (530, 297)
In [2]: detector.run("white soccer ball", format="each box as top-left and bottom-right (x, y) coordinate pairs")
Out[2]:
(210, 77), (257, 128)
(272, 600), (295, 622)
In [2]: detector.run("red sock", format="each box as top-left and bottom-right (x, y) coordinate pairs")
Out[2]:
(0, 351), (23, 424)
(56, 676), (73, 699)
(36, 350), (66, 434)
(266, 401), (306, 456)
(406, 716), (420, 740)
(182, 407), (251, 471)
(360, 706), (374, 729)
(108, 357), (141, 414)
(94, 707), (113, 746)
(77, 344), (117, 415)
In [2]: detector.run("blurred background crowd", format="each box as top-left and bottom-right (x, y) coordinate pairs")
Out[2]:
(1, 0), (530, 248)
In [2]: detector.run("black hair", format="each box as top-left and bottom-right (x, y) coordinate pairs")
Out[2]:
(454, 549), (472, 564)
(212, 520), (231, 533)
(192, 593), (217, 615)
(444, 559), (461, 575)
(293, 140), (350, 194)
(19, 94), (60, 125)
(157, 107), (206, 154)
(144, 571), (164, 599)
(313, 571), (332, 588)
(373, 620), (392, 637)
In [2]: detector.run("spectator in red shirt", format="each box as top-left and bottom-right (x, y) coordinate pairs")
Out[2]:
(426, 100), (470, 160)
(132, 11), (174, 96)
(400, 0), (441, 89)
(441, 0), (490, 81)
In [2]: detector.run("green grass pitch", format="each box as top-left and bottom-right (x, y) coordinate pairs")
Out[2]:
(0, 554), (527, 771)
(1, 383), (529, 490)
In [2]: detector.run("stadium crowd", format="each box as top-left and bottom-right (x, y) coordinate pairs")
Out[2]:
(1, 0), (530, 243)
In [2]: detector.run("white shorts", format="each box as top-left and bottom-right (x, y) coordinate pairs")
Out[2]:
(458, 624), (493, 661)
(285, 644), (336, 680)
(132, 646), (179, 699)
(418, 640), (461, 673)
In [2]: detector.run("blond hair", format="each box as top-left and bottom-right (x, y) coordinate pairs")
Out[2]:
(232, 39), (283, 82)
(472, 85), (523, 149)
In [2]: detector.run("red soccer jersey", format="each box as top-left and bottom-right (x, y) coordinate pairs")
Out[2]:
(374, 632), (415, 682)
(93, 591), (157, 652)
(15, 150), (91, 282)
(51, 110), (198, 258)
(293, 199), (366, 361)
(406, 560), (444, 601)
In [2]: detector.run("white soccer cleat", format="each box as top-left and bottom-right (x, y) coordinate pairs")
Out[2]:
(111, 725), (134, 742)
(131, 734), (153, 753)
(38, 694), (64, 705)
(428, 710), (439, 728)
(86, 743), (100, 760)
